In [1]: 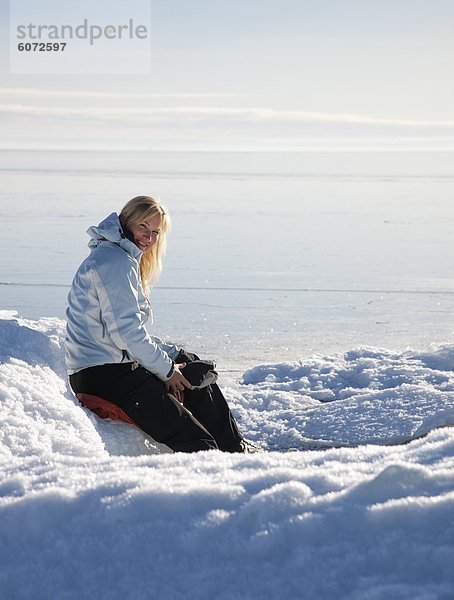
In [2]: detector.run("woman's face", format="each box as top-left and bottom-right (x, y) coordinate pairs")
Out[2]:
(128, 214), (162, 252)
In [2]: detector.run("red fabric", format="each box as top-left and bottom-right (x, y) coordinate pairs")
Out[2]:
(76, 393), (139, 428)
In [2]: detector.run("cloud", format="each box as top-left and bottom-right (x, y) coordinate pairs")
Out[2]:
(1, 89), (453, 151)
(1, 100), (454, 129)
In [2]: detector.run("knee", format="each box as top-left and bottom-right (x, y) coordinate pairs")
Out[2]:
(177, 350), (200, 363)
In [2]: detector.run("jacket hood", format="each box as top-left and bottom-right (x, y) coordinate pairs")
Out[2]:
(86, 212), (142, 259)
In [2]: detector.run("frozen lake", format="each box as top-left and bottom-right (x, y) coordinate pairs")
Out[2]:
(1, 149), (453, 368)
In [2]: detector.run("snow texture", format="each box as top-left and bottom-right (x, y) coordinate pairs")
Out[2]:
(0, 312), (453, 600)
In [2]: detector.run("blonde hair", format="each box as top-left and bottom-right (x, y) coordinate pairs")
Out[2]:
(119, 196), (170, 288)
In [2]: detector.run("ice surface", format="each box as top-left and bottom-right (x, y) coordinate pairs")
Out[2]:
(1, 149), (454, 369)
(0, 313), (453, 600)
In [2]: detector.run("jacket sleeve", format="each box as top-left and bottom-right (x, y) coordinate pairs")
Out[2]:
(150, 336), (182, 360)
(92, 251), (175, 381)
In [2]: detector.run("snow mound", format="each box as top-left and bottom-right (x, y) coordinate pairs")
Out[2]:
(2, 313), (454, 457)
(236, 346), (454, 448)
(0, 313), (170, 458)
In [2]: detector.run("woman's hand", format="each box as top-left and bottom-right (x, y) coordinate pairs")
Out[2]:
(165, 363), (191, 403)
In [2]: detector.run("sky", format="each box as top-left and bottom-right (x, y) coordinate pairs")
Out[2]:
(0, 0), (453, 150)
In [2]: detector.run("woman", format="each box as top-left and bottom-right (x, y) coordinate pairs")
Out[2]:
(65, 196), (250, 453)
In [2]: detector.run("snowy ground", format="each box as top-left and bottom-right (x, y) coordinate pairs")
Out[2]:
(1, 149), (454, 598)
(1, 312), (454, 600)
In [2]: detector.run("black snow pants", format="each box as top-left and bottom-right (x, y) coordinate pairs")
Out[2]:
(69, 351), (244, 453)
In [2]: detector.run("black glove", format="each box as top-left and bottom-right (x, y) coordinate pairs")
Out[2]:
(181, 360), (218, 389)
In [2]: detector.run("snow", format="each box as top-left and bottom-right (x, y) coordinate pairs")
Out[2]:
(1, 312), (453, 600)
(239, 346), (454, 448)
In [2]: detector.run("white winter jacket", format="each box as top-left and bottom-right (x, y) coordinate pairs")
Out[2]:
(65, 212), (179, 380)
